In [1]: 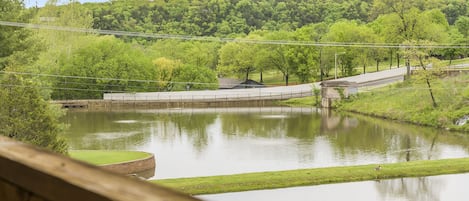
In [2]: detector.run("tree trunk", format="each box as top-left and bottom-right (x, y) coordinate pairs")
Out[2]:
(397, 53), (400, 68)
(406, 59), (411, 78)
(419, 57), (437, 108)
(285, 74), (289, 86)
(376, 60), (379, 72)
(363, 64), (366, 74)
(260, 71), (263, 83)
(449, 55), (453, 67)
(319, 49), (323, 81)
(389, 49), (393, 69)
(425, 78), (437, 107)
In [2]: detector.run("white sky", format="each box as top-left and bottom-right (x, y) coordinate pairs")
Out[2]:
(24, 0), (109, 8)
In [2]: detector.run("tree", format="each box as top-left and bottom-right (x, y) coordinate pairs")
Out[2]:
(455, 16), (469, 38)
(402, 40), (442, 108)
(289, 25), (321, 82)
(53, 36), (154, 99)
(173, 64), (219, 90)
(153, 57), (182, 91)
(0, 74), (68, 154)
(323, 20), (380, 76)
(0, 0), (35, 70)
(31, 0), (94, 77)
(217, 42), (258, 81)
(264, 31), (296, 86)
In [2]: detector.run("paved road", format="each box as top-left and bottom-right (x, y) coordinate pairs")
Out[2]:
(104, 68), (408, 101)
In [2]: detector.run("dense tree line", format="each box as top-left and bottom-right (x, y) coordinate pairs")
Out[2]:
(1, 0), (468, 98)
(81, 0), (467, 37)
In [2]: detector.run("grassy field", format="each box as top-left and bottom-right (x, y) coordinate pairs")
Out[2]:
(69, 150), (152, 165)
(152, 158), (469, 195)
(339, 73), (469, 132)
(442, 57), (469, 66)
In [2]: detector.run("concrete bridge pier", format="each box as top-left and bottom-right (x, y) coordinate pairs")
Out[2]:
(320, 81), (358, 108)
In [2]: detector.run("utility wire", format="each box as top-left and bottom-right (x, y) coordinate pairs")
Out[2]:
(0, 70), (245, 87)
(0, 20), (468, 49)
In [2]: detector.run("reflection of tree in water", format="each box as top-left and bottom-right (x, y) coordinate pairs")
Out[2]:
(219, 112), (321, 140)
(321, 110), (391, 157)
(62, 111), (153, 150)
(220, 113), (284, 138)
(321, 110), (469, 162)
(65, 110), (218, 151)
(375, 177), (444, 201)
(165, 112), (217, 152)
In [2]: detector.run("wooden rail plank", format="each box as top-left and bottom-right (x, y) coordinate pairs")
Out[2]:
(0, 137), (199, 201)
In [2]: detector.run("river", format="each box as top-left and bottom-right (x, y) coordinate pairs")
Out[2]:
(61, 107), (469, 180)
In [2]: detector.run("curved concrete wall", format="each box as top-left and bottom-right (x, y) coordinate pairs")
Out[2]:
(100, 154), (155, 178)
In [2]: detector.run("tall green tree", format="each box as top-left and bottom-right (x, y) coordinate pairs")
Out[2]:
(217, 42), (259, 81)
(0, 74), (68, 154)
(455, 16), (469, 38)
(53, 36), (154, 99)
(265, 31), (296, 86)
(402, 40), (442, 108)
(173, 64), (219, 90)
(323, 20), (380, 76)
(0, 0), (35, 70)
(152, 57), (182, 91)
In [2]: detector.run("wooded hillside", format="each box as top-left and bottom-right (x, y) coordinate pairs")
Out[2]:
(0, 0), (467, 99)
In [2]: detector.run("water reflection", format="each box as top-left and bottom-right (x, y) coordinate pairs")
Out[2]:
(199, 173), (469, 201)
(61, 107), (469, 179)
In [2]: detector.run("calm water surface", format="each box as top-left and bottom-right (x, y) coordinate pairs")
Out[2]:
(61, 107), (469, 179)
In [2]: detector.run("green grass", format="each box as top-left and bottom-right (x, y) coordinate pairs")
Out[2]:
(69, 150), (152, 165)
(249, 71), (302, 86)
(152, 158), (469, 195)
(339, 73), (469, 132)
(280, 96), (318, 106)
(442, 57), (469, 67)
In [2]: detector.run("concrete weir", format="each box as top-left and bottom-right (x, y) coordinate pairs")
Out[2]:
(53, 99), (282, 110)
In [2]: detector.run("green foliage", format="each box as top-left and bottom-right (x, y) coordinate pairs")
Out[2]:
(52, 36), (155, 99)
(0, 74), (68, 154)
(0, 0), (37, 70)
(173, 64), (219, 91)
(455, 16), (469, 38)
(0, 0), (466, 101)
(218, 42), (259, 80)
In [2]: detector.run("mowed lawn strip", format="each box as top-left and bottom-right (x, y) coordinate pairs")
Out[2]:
(152, 158), (469, 195)
(69, 150), (152, 165)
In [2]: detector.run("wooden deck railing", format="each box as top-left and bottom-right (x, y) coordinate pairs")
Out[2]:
(0, 136), (200, 201)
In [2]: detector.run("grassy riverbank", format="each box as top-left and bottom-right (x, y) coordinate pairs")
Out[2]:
(339, 73), (469, 132)
(152, 158), (469, 195)
(69, 150), (152, 165)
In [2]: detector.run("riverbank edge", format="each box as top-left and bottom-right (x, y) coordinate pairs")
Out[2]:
(151, 158), (469, 195)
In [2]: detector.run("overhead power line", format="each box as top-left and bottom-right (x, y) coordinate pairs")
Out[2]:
(0, 71), (219, 86)
(0, 20), (468, 49)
